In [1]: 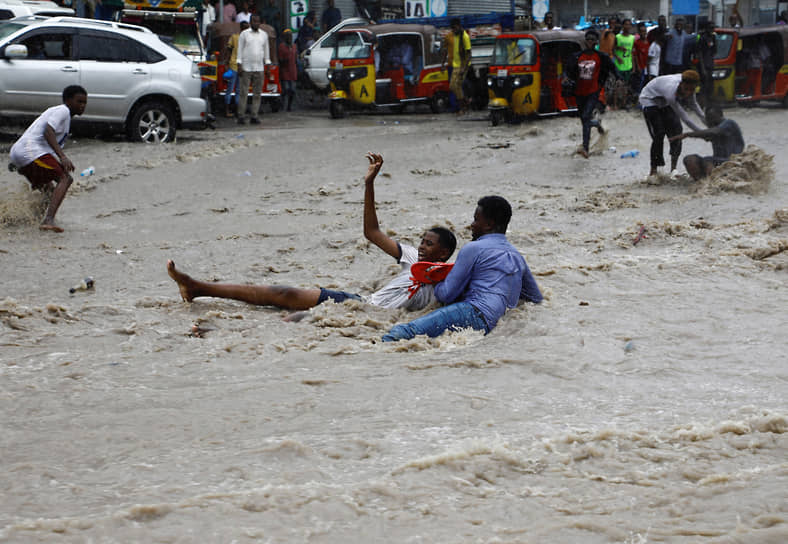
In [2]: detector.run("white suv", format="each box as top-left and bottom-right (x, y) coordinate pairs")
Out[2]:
(0, 0), (73, 21)
(0, 16), (208, 143)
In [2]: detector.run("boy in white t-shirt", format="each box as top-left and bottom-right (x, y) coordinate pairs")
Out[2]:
(9, 85), (88, 232)
(167, 153), (457, 314)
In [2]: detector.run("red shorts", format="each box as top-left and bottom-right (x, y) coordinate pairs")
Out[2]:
(18, 154), (65, 190)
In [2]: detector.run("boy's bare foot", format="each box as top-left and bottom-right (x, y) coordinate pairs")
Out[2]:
(167, 260), (197, 302)
(579, 149), (590, 159)
(283, 310), (310, 322)
(39, 222), (64, 233)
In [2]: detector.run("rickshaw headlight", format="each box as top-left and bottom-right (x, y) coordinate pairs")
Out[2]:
(348, 67), (368, 81)
(327, 71), (334, 80)
(487, 77), (493, 87)
(712, 68), (731, 80)
(513, 77), (521, 87)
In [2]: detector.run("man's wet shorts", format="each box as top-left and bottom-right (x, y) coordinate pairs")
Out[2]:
(317, 288), (363, 305)
(19, 154), (65, 190)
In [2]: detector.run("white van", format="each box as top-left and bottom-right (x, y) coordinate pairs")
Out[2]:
(302, 17), (368, 90)
(0, 0), (74, 20)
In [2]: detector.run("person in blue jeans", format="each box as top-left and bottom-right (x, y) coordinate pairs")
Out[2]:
(382, 195), (542, 342)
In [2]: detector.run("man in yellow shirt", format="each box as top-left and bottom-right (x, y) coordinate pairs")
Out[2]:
(223, 21), (249, 117)
(442, 18), (471, 114)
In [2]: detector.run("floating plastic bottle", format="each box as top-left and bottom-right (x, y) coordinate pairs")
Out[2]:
(69, 277), (94, 293)
(80, 166), (95, 177)
(620, 150), (639, 159)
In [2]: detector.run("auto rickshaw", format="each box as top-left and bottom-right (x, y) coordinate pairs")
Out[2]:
(200, 22), (282, 113)
(487, 30), (587, 125)
(712, 24), (788, 107)
(327, 24), (449, 118)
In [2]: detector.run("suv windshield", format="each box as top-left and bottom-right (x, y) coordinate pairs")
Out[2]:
(0, 21), (29, 41)
(492, 37), (537, 65)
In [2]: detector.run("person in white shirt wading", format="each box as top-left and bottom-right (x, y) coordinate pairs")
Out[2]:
(236, 15), (271, 125)
(9, 85), (88, 232)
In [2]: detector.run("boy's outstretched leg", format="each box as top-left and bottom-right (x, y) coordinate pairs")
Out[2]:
(166, 260), (322, 310)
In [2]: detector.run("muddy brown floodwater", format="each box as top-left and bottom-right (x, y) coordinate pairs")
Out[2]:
(1, 106), (786, 543)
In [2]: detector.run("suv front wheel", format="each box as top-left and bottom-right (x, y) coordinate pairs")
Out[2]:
(128, 101), (177, 144)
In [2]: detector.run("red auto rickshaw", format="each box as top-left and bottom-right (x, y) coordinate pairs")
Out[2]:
(327, 24), (450, 118)
(201, 22), (282, 113)
(487, 30), (588, 125)
(711, 24), (788, 107)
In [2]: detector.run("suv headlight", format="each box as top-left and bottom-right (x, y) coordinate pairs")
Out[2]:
(191, 61), (200, 78)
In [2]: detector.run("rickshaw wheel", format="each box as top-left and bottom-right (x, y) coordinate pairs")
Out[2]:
(330, 100), (346, 119)
(490, 109), (504, 127)
(430, 93), (448, 113)
(270, 98), (281, 113)
(782, 93), (788, 109)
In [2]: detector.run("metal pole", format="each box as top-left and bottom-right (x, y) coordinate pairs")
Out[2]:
(219, 0), (224, 23)
(584, 0), (587, 21)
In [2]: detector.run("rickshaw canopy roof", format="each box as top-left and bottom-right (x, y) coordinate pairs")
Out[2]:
(337, 23), (444, 65)
(521, 29), (587, 46)
(717, 24), (788, 63)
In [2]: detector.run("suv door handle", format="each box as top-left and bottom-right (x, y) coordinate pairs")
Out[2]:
(132, 68), (148, 75)
(61, 66), (78, 72)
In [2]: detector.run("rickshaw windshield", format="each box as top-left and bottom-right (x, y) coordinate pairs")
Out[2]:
(334, 32), (371, 59)
(715, 33), (734, 60)
(492, 38), (537, 65)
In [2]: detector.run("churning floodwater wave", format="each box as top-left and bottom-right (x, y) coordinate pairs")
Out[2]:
(1, 108), (786, 542)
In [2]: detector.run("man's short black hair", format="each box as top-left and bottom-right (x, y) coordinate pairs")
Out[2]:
(705, 103), (723, 118)
(428, 226), (457, 258)
(585, 29), (600, 39)
(63, 85), (87, 102)
(477, 196), (512, 234)
(450, 18), (461, 27)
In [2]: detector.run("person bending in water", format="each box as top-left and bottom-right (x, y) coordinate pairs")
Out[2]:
(669, 105), (744, 180)
(9, 85), (88, 232)
(638, 70), (705, 177)
(167, 152), (456, 312)
(382, 195), (542, 342)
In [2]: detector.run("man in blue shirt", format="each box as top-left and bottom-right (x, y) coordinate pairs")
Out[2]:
(663, 17), (689, 74)
(382, 196), (542, 342)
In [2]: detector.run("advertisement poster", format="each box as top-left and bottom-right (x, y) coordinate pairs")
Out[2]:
(404, 0), (446, 18)
(405, 0), (428, 18)
(532, 0), (549, 22)
(290, 0), (308, 31)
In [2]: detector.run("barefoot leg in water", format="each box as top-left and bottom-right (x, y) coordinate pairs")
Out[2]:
(166, 260), (323, 310)
(39, 174), (72, 233)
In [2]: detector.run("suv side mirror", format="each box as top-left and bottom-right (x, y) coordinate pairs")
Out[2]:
(3, 44), (28, 58)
